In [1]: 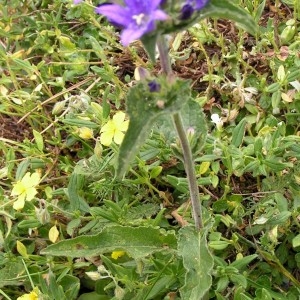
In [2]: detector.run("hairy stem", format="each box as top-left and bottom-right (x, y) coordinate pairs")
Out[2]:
(156, 35), (203, 230)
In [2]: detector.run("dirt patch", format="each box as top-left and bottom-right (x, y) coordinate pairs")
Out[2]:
(0, 114), (32, 141)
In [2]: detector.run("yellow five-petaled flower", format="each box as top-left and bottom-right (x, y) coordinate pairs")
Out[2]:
(11, 172), (41, 210)
(100, 111), (129, 146)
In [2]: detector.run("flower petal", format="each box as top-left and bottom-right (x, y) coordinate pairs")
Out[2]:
(21, 172), (31, 185)
(25, 187), (38, 201)
(152, 10), (168, 21)
(13, 197), (25, 210)
(195, 0), (209, 10)
(100, 131), (114, 146)
(122, 120), (129, 131)
(11, 182), (25, 196)
(100, 120), (115, 133)
(120, 28), (145, 46)
(211, 113), (221, 123)
(114, 131), (125, 145)
(28, 172), (40, 187)
(113, 112), (126, 126)
(95, 4), (131, 27)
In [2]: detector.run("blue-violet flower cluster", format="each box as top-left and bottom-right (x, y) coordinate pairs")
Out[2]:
(95, 0), (168, 46)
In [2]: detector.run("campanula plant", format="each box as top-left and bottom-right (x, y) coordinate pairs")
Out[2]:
(93, 0), (256, 231)
(42, 0), (257, 298)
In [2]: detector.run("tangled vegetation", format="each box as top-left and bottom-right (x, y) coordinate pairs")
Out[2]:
(0, 0), (300, 299)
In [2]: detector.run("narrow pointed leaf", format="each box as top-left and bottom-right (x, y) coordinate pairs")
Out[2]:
(141, 33), (158, 63)
(232, 118), (247, 147)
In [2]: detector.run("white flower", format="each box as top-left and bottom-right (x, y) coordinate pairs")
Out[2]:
(211, 113), (223, 130)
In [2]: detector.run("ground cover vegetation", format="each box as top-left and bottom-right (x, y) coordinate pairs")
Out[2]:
(0, 0), (300, 299)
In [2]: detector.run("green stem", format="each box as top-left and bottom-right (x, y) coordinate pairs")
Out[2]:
(156, 35), (203, 230)
(173, 113), (203, 230)
(156, 35), (173, 75)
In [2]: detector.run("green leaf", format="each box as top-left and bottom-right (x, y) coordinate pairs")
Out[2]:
(200, 0), (257, 35)
(164, 0), (257, 36)
(117, 77), (191, 177)
(0, 257), (25, 287)
(15, 159), (30, 181)
(229, 273), (247, 288)
(267, 211), (291, 226)
(254, 0), (267, 23)
(33, 129), (44, 152)
(155, 99), (208, 155)
(88, 36), (106, 61)
(209, 240), (230, 250)
(41, 225), (177, 260)
(264, 158), (293, 172)
(67, 173), (90, 213)
(164, 175), (189, 194)
(178, 226), (213, 300)
(62, 118), (99, 129)
(230, 254), (258, 270)
(141, 33), (158, 62)
(232, 118), (247, 147)
(292, 234), (300, 248)
(150, 166), (163, 179)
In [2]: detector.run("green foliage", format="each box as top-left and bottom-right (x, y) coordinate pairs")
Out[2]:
(117, 76), (191, 177)
(178, 226), (213, 299)
(1, 0), (300, 299)
(42, 225), (177, 259)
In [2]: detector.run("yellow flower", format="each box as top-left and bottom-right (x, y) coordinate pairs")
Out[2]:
(78, 127), (94, 140)
(11, 172), (40, 210)
(100, 111), (129, 146)
(111, 250), (126, 260)
(17, 290), (38, 300)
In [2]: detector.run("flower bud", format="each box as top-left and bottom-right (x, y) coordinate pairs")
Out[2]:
(52, 100), (67, 115)
(180, 4), (194, 20)
(134, 67), (151, 81)
(148, 80), (161, 92)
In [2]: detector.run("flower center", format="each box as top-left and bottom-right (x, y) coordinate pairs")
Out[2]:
(132, 13), (146, 26)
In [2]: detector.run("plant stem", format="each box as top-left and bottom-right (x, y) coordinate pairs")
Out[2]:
(173, 113), (203, 230)
(156, 35), (203, 230)
(156, 35), (173, 75)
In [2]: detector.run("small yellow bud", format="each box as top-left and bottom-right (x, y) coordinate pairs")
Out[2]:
(78, 127), (94, 140)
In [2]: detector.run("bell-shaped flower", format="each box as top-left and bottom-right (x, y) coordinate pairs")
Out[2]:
(95, 0), (168, 46)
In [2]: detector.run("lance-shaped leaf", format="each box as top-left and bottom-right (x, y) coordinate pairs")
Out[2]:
(117, 76), (191, 177)
(41, 225), (177, 260)
(178, 226), (214, 300)
(141, 33), (158, 63)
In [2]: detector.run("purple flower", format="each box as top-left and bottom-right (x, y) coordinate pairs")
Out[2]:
(73, 0), (83, 4)
(193, 0), (209, 10)
(95, 0), (168, 46)
(180, 0), (209, 19)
